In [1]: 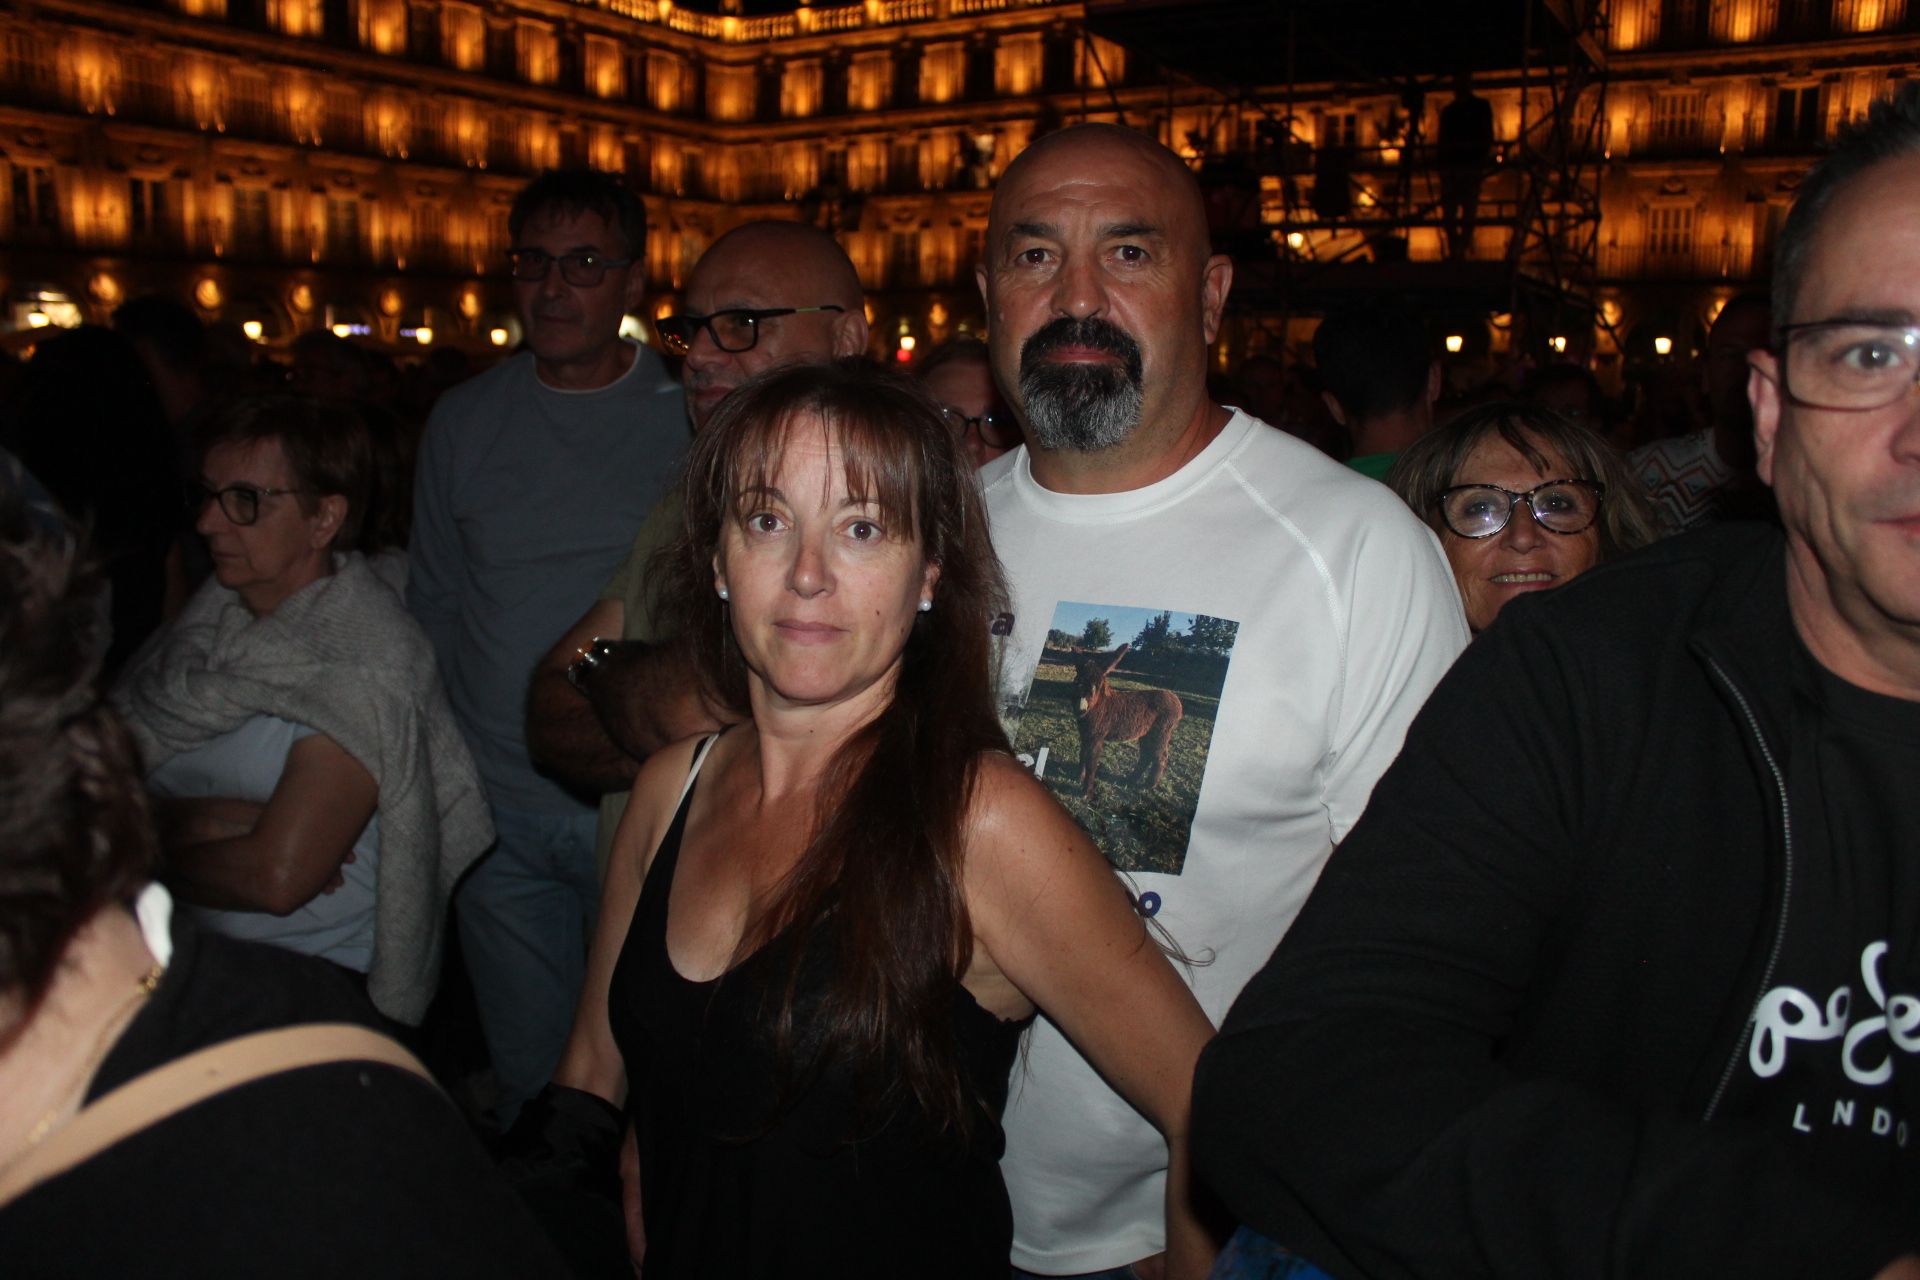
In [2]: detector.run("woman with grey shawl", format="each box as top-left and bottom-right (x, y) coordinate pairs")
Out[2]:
(114, 395), (491, 1026)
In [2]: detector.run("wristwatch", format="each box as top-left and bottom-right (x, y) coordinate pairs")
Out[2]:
(565, 637), (620, 691)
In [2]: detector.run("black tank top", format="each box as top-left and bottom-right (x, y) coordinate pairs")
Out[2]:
(607, 741), (1028, 1279)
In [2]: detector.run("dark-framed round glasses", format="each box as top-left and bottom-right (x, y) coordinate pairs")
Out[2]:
(655, 306), (845, 356)
(186, 481), (311, 526)
(1438, 480), (1604, 539)
(940, 406), (1020, 450)
(505, 248), (633, 288)
(1776, 321), (1920, 412)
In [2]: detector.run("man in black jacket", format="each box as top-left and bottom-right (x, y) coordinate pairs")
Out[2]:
(1193, 85), (1920, 1280)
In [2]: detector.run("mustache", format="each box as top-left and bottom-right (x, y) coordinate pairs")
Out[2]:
(1018, 317), (1144, 382)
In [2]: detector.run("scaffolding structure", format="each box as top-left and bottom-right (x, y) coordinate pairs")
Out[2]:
(1082, 0), (1613, 359)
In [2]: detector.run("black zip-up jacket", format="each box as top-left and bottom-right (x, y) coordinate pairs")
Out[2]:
(1193, 523), (1913, 1279)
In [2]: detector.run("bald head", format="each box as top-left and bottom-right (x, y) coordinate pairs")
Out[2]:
(679, 220), (870, 428)
(976, 123), (1232, 489)
(988, 125), (1213, 271)
(699, 221), (864, 313)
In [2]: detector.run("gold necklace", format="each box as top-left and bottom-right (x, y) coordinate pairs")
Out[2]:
(12, 962), (163, 1152)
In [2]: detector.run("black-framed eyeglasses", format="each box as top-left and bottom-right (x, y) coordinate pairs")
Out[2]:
(186, 481), (312, 526)
(505, 248), (634, 288)
(940, 406), (1020, 449)
(1776, 320), (1920, 412)
(1438, 479), (1604, 539)
(655, 306), (845, 356)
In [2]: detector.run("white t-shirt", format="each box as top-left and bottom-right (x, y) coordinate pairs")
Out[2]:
(148, 715), (380, 972)
(982, 408), (1469, 1272)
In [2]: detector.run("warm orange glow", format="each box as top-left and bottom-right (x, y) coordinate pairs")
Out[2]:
(997, 33), (1042, 96)
(195, 277), (224, 310)
(442, 5), (484, 70)
(72, 46), (108, 114)
(1075, 35), (1125, 90)
(523, 118), (559, 171)
(704, 65), (751, 121)
(849, 52), (891, 111)
(360, 0), (406, 54)
(270, 0), (322, 38)
(781, 59), (822, 117)
(373, 97), (408, 156)
(650, 52), (683, 112)
(1710, 0), (1774, 43)
(590, 128), (622, 174)
(519, 22), (557, 85)
(1838, 0), (1904, 29)
(587, 38), (624, 99)
(920, 42), (964, 104)
(187, 63), (218, 129)
(1609, 0), (1652, 49)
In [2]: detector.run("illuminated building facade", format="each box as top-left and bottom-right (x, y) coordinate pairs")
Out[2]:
(0, 0), (1914, 370)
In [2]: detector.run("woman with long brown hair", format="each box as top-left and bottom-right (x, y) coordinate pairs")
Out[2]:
(547, 360), (1215, 1277)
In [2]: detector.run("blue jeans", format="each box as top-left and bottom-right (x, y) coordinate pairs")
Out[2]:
(1206, 1228), (1337, 1280)
(1013, 1231), (1335, 1280)
(456, 802), (602, 1124)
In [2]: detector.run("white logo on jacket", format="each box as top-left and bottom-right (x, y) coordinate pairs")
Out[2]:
(1750, 940), (1920, 1086)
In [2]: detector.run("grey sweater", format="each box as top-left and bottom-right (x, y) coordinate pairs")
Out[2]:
(115, 554), (492, 1024)
(408, 344), (688, 813)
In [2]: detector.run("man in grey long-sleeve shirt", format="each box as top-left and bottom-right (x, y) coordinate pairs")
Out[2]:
(408, 168), (686, 1120)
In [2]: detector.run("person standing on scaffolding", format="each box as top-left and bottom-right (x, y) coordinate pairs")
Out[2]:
(1438, 69), (1495, 258)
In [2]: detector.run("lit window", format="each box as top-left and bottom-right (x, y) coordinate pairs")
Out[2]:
(848, 51), (892, 111)
(995, 33), (1043, 96)
(919, 42), (964, 104)
(781, 59), (822, 118)
(1647, 205), (1695, 257)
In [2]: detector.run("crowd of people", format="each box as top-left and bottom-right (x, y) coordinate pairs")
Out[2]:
(1, 78), (1916, 1280)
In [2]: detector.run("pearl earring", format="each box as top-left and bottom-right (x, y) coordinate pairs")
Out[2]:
(918, 599), (932, 613)
(718, 587), (729, 601)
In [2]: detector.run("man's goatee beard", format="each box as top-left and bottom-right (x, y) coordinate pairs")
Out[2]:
(1018, 318), (1146, 452)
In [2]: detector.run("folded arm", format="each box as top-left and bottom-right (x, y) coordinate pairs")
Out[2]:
(164, 733), (376, 916)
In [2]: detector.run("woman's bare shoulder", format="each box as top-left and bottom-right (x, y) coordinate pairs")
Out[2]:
(965, 752), (1096, 877)
(618, 732), (721, 880)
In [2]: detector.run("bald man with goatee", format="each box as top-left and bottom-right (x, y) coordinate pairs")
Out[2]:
(974, 123), (1466, 1280)
(526, 221), (867, 857)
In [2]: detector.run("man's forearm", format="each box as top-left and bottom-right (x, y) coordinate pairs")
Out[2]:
(527, 665), (646, 795)
(591, 640), (733, 760)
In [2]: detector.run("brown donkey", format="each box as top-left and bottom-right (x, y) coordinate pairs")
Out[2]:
(1071, 643), (1184, 799)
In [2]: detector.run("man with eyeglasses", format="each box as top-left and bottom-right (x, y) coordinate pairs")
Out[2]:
(1195, 87), (1920, 1279)
(407, 168), (686, 1129)
(526, 220), (867, 878)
